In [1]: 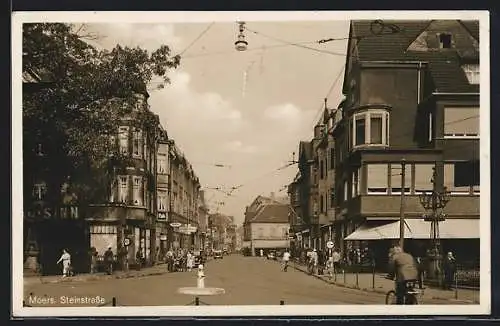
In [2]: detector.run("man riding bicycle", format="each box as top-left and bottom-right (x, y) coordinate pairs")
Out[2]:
(387, 246), (419, 304)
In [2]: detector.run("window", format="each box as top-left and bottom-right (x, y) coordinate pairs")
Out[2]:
(157, 153), (167, 174)
(158, 190), (167, 211)
(343, 181), (349, 202)
(132, 129), (143, 157)
(33, 182), (47, 200)
(132, 177), (143, 206)
(445, 162), (479, 194)
(320, 195), (324, 213)
(439, 33), (452, 49)
(444, 107), (479, 138)
(414, 164), (435, 193)
(355, 116), (366, 146)
(329, 148), (335, 170)
(390, 163), (411, 194)
(351, 110), (390, 148)
(118, 126), (129, 155)
(330, 190), (335, 208)
(313, 199), (318, 216)
(118, 176), (128, 203)
(462, 64), (480, 85)
(320, 161), (324, 179)
(428, 113), (433, 142)
(367, 164), (388, 194)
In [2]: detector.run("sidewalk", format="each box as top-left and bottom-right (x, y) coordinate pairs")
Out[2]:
(289, 261), (480, 304)
(24, 263), (170, 286)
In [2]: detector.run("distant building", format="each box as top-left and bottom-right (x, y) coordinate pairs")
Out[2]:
(243, 195), (292, 256)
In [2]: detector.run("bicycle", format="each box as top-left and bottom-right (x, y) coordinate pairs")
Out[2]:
(385, 280), (421, 305)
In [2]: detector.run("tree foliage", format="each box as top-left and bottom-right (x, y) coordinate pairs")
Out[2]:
(23, 23), (180, 208)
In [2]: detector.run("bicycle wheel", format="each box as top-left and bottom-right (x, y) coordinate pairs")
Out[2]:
(405, 294), (418, 305)
(385, 290), (397, 304)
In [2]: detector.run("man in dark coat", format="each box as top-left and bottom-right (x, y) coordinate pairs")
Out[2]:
(103, 247), (114, 275)
(443, 252), (457, 290)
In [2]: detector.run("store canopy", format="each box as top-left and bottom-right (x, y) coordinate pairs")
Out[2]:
(344, 218), (479, 240)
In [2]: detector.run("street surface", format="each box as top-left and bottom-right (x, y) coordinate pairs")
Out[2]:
(24, 255), (465, 306)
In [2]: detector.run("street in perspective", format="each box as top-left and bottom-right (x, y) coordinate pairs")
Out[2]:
(17, 13), (484, 313)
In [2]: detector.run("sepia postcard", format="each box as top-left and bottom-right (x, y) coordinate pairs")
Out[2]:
(11, 10), (490, 318)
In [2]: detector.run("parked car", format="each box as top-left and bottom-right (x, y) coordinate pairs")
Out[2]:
(213, 250), (223, 259)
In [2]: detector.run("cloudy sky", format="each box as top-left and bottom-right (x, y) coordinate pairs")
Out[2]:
(85, 19), (349, 225)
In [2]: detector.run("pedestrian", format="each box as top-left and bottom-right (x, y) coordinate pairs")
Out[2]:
(104, 247), (114, 275)
(90, 248), (98, 274)
(282, 249), (291, 272)
(135, 250), (143, 271)
(166, 248), (174, 272)
(311, 249), (319, 275)
(56, 248), (71, 277)
(326, 255), (334, 279)
(443, 251), (457, 290)
(187, 251), (194, 272)
(119, 245), (128, 272)
(415, 256), (425, 289)
(260, 249), (264, 257)
(332, 249), (341, 275)
(388, 246), (418, 305)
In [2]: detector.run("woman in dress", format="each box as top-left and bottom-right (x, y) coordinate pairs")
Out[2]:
(56, 249), (71, 277)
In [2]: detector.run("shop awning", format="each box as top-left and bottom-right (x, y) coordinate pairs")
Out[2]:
(344, 218), (479, 240)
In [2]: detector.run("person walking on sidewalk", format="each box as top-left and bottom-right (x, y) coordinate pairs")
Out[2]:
(388, 246), (418, 305)
(332, 249), (341, 275)
(415, 256), (426, 289)
(282, 249), (291, 272)
(166, 248), (174, 272)
(56, 249), (71, 277)
(104, 247), (114, 275)
(186, 251), (194, 272)
(443, 251), (457, 290)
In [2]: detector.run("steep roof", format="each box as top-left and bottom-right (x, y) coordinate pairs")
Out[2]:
(350, 20), (480, 94)
(250, 204), (291, 224)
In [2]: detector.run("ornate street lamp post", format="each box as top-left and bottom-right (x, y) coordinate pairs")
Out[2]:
(418, 167), (451, 287)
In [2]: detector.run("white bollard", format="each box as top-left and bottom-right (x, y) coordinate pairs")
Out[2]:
(197, 264), (205, 289)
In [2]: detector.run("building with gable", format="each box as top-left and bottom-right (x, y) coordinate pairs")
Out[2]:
(329, 20), (480, 267)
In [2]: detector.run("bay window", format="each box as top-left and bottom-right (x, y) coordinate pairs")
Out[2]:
(132, 129), (143, 158)
(444, 107), (479, 138)
(118, 176), (128, 203)
(367, 164), (388, 194)
(351, 109), (390, 148)
(158, 190), (167, 212)
(132, 176), (143, 206)
(118, 126), (129, 155)
(414, 164), (434, 194)
(157, 153), (167, 174)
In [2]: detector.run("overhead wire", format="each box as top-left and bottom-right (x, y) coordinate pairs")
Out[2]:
(177, 22), (215, 57)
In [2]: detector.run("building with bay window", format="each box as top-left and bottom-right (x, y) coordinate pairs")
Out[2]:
(331, 20), (480, 268)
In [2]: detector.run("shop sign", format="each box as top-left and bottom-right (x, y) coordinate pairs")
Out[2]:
(124, 238), (131, 246)
(326, 241), (334, 249)
(170, 222), (182, 228)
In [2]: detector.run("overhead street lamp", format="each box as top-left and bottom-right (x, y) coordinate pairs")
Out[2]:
(418, 166), (451, 286)
(235, 21), (248, 52)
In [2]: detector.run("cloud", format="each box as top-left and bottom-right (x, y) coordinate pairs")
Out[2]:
(148, 70), (246, 157)
(263, 103), (317, 130)
(224, 140), (259, 154)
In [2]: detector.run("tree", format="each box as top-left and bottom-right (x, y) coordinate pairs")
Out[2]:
(22, 23), (180, 211)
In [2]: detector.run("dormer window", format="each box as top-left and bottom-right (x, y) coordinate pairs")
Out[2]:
(462, 64), (480, 84)
(439, 33), (452, 49)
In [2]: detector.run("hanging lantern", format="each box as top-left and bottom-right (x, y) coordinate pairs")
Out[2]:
(235, 21), (248, 52)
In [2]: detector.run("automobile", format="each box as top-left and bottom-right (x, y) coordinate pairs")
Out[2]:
(223, 248), (229, 255)
(213, 250), (223, 259)
(267, 251), (276, 260)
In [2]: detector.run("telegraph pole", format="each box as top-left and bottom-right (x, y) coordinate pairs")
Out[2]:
(399, 159), (406, 250)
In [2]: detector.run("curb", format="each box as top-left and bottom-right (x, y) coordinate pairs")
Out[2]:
(33, 269), (170, 284)
(290, 263), (478, 304)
